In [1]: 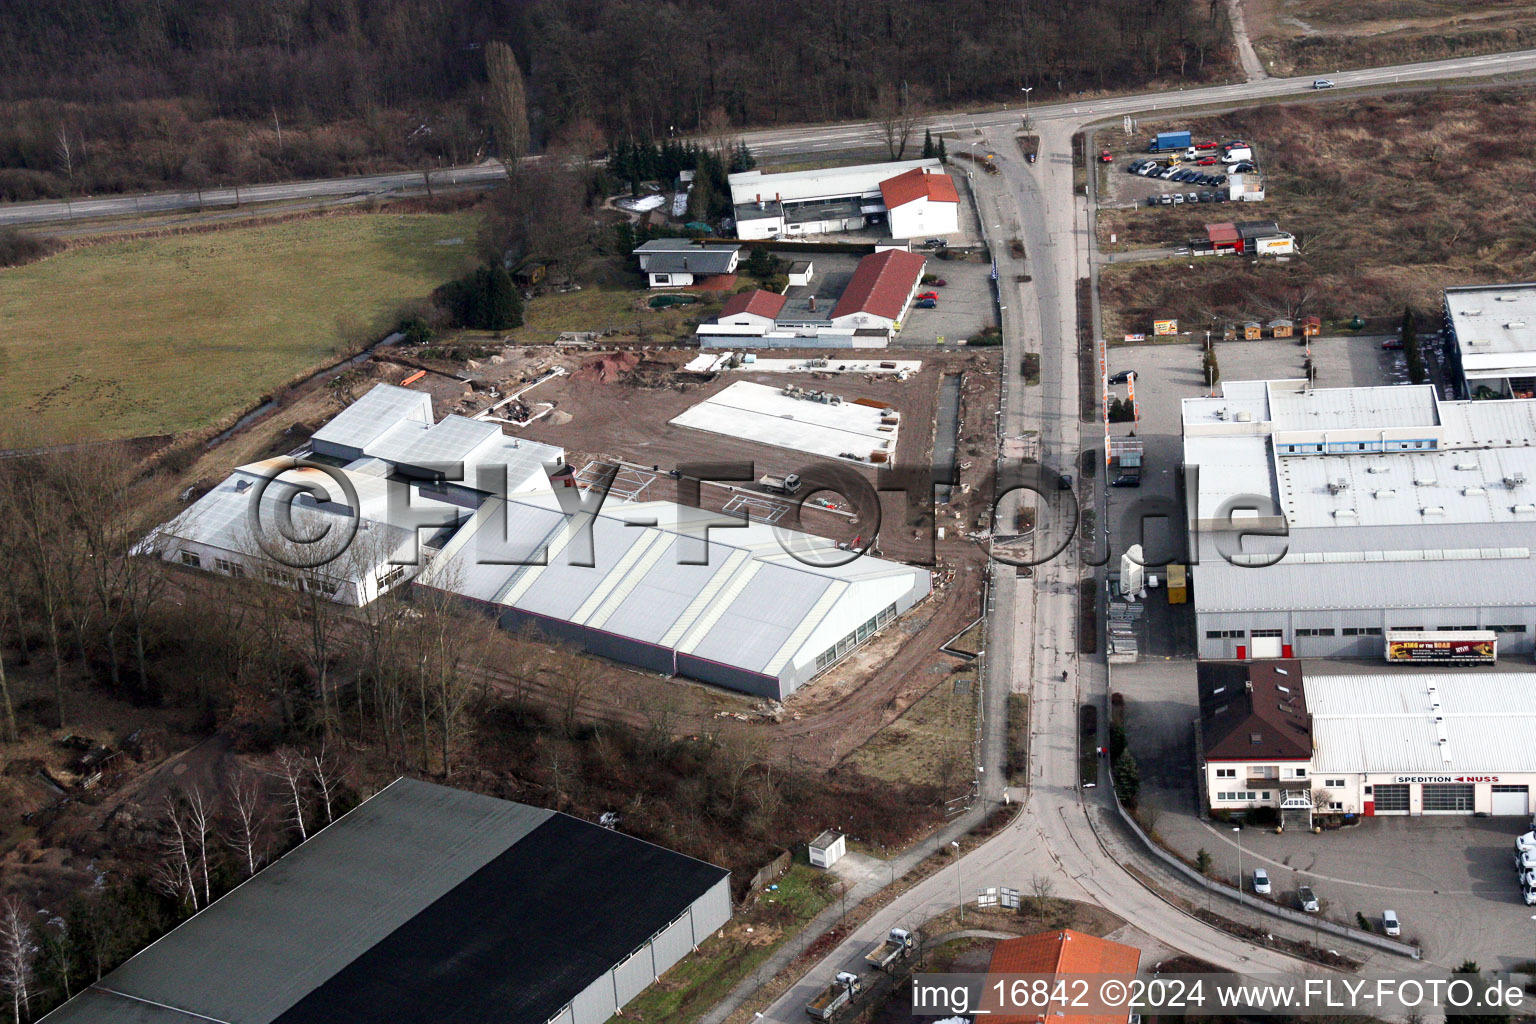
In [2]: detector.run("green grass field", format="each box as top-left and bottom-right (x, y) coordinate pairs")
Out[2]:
(0, 212), (479, 442)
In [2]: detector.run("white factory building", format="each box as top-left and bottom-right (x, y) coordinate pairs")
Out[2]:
(1444, 282), (1536, 400)
(1199, 661), (1536, 819)
(143, 384), (564, 606)
(729, 159), (957, 240)
(1183, 380), (1536, 660)
(415, 491), (932, 700)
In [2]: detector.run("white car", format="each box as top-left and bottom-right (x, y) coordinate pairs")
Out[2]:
(1516, 849), (1536, 871)
(1524, 884), (1536, 906)
(1516, 831), (1536, 852)
(1382, 910), (1400, 937)
(1521, 868), (1536, 888)
(1312, 79), (1335, 89)
(1252, 868), (1271, 895)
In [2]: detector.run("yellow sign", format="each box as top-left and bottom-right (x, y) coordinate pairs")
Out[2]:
(1153, 319), (1178, 336)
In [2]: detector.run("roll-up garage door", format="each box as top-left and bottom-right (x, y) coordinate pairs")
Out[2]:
(1492, 785), (1529, 817)
(1373, 784), (1410, 812)
(1422, 783), (1474, 812)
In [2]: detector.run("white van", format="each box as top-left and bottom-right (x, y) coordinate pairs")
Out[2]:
(1382, 910), (1400, 937)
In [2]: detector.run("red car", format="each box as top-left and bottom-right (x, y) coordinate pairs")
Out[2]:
(1099, 149), (1113, 162)
(1195, 141), (1219, 151)
(1382, 338), (1403, 350)
(1195, 156), (1219, 166)
(916, 291), (940, 301)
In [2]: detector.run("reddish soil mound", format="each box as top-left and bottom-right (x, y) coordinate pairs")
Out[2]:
(573, 352), (641, 384)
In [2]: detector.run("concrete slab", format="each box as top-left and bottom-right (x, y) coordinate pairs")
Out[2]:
(669, 380), (900, 463)
(728, 358), (922, 375)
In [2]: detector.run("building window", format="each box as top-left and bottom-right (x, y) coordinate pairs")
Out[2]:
(1325, 778), (1346, 788)
(1373, 784), (1410, 811)
(213, 557), (245, 578)
(1391, 625), (1423, 632)
(304, 577), (340, 597)
(1251, 766), (1278, 779)
(1437, 625), (1478, 631)
(1327, 801), (1343, 811)
(1215, 768), (1236, 779)
(263, 566), (296, 587)
(376, 565), (407, 590)
(1296, 628), (1336, 637)
(1216, 791), (1260, 803)
(1490, 624), (1528, 633)
(654, 274), (670, 284)
(1342, 627), (1382, 636)
(1289, 767), (1308, 778)
(1205, 629), (1245, 639)
(179, 551), (201, 568)
(1250, 629), (1283, 638)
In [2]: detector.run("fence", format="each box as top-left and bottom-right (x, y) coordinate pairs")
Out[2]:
(745, 849), (793, 900)
(1101, 668), (1423, 960)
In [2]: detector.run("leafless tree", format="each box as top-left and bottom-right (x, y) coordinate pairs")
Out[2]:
(310, 742), (344, 827)
(37, 916), (72, 1002)
(0, 897), (35, 1024)
(869, 82), (930, 160)
(0, 455), (77, 727)
(153, 792), (199, 910)
(544, 746), (579, 807)
(272, 748), (310, 841)
(485, 41), (530, 164)
(702, 106), (738, 158)
(720, 727), (763, 809)
(224, 768), (269, 877)
(184, 785), (217, 907)
(54, 125), (74, 182)
(0, 593), (19, 743)
(1028, 873), (1056, 918)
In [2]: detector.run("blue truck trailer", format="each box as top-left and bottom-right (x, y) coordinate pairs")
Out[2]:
(1148, 130), (1192, 152)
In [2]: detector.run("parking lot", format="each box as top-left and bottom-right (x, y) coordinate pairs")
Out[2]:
(1112, 659), (1536, 969)
(891, 252), (997, 347)
(1098, 137), (1261, 211)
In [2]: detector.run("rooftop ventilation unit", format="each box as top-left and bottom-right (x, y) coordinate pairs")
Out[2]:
(1505, 473), (1528, 489)
(1367, 465), (1388, 474)
(1327, 479), (1350, 495)
(1421, 505), (1445, 516)
(1507, 322), (1528, 329)
(1463, 486), (1486, 496)
(1333, 508), (1357, 519)
(1414, 475), (1437, 486)
(1512, 503), (1536, 515)
(1374, 488), (1397, 499)
(1235, 411), (1253, 422)
(1455, 462), (1478, 471)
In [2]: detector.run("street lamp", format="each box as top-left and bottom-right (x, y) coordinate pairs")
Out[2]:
(1021, 87), (1034, 124)
(1233, 826), (1243, 894)
(952, 841), (964, 923)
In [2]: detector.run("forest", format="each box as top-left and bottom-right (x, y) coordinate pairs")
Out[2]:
(0, 0), (1233, 198)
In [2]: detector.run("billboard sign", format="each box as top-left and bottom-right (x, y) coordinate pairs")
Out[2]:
(1153, 319), (1178, 336)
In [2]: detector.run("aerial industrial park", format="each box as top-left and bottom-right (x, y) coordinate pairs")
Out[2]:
(8, 5), (1536, 1024)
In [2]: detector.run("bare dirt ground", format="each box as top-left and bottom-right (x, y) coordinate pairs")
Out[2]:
(1244, 0), (1536, 75)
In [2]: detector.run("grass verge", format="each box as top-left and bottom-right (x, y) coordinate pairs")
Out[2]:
(847, 666), (977, 788)
(612, 863), (835, 1023)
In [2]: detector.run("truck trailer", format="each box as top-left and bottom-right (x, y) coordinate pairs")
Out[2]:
(1385, 629), (1497, 665)
(1148, 130), (1192, 153)
(806, 972), (862, 1020)
(865, 928), (916, 972)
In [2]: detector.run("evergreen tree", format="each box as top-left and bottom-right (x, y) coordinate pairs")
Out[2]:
(922, 129), (935, 159)
(731, 142), (757, 173)
(1112, 750), (1141, 806)
(938, 137), (948, 163)
(1402, 304), (1426, 385)
(482, 262), (522, 330)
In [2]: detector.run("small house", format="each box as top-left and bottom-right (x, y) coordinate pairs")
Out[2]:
(1268, 318), (1294, 338)
(1222, 323), (1237, 342)
(633, 238), (741, 288)
(512, 262), (547, 287)
(787, 261), (814, 287)
(808, 830), (846, 868)
(1243, 321), (1262, 340)
(1205, 222), (1240, 254)
(1302, 314), (1321, 337)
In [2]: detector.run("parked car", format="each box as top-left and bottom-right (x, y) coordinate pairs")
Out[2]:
(1198, 192), (1214, 203)
(1127, 160), (1146, 173)
(1215, 174), (1228, 185)
(1058, 473), (1074, 491)
(1516, 831), (1536, 852)
(1100, 149), (1114, 163)
(1195, 140), (1219, 151)
(1515, 849), (1536, 871)
(1214, 192), (1229, 203)
(1111, 473), (1141, 487)
(1524, 883), (1536, 906)
(1382, 338), (1404, 350)
(1197, 156), (1219, 166)
(1297, 886), (1320, 912)
(1108, 370), (1134, 384)
(1252, 868), (1271, 895)
(1160, 168), (1179, 179)
(916, 291), (939, 301)
(1231, 162), (1256, 174)
(1186, 193), (1199, 203)
(1382, 910), (1400, 937)
(913, 298), (937, 309)
(1158, 195), (1174, 205)
(1171, 193), (1185, 204)
(1313, 78), (1335, 89)
(925, 238), (947, 248)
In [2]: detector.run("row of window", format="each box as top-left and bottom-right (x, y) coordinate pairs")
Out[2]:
(180, 551), (341, 596)
(1215, 767), (1309, 780)
(1208, 624), (1525, 639)
(1215, 791), (1271, 803)
(1276, 439), (1437, 455)
(812, 603), (899, 674)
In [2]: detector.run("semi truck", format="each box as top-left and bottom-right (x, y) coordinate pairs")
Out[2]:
(1147, 130), (1192, 153)
(806, 972), (862, 1020)
(760, 473), (802, 495)
(1385, 629), (1497, 665)
(865, 928), (916, 972)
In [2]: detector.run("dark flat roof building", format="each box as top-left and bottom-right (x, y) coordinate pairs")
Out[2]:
(43, 779), (731, 1024)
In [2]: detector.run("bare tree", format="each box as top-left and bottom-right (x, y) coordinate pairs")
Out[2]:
(869, 82), (930, 160)
(310, 742), (344, 827)
(544, 746), (579, 807)
(0, 593), (19, 743)
(485, 41), (530, 164)
(272, 748), (310, 841)
(54, 125), (74, 183)
(154, 791), (200, 911)
(184, 785), (217, 907)
(1028, 873), (1056, 918)
(720, 727), (763, 810)
(224, 768), (269, 877)
(701, 106), (738, 158)
(36, 916), (72, 1002)
(0, 898), (35, 1024)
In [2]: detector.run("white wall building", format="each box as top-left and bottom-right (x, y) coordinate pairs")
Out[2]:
(880, 167), (960, 239)
(1182, 380), (1536, 660)
(1199, 661), (1536, 818)
(1444, 282), (1536, 400)
(728, 159), (945, 240)
(632, 239), (741, 288)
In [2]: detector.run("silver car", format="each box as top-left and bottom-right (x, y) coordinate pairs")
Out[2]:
(1297, 886), (1320, 912)
(1252, 868), (1271, 895)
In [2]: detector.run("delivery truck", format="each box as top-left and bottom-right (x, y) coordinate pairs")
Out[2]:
(1385, 629), (1497, 665)
(760, 473), (802, 495)
(1148, 130), (1192, 153)
(806, 972), (862, 1020)
(865, 929), (916, 972)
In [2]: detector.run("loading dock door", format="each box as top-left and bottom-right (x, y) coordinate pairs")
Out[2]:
(1492, 785), (1530, 817)
(1373, 784), (1410, 813)
(1251, 635), (1283, 659)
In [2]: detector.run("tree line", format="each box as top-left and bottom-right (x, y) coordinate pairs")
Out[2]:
(0, 0), (1232, 199)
